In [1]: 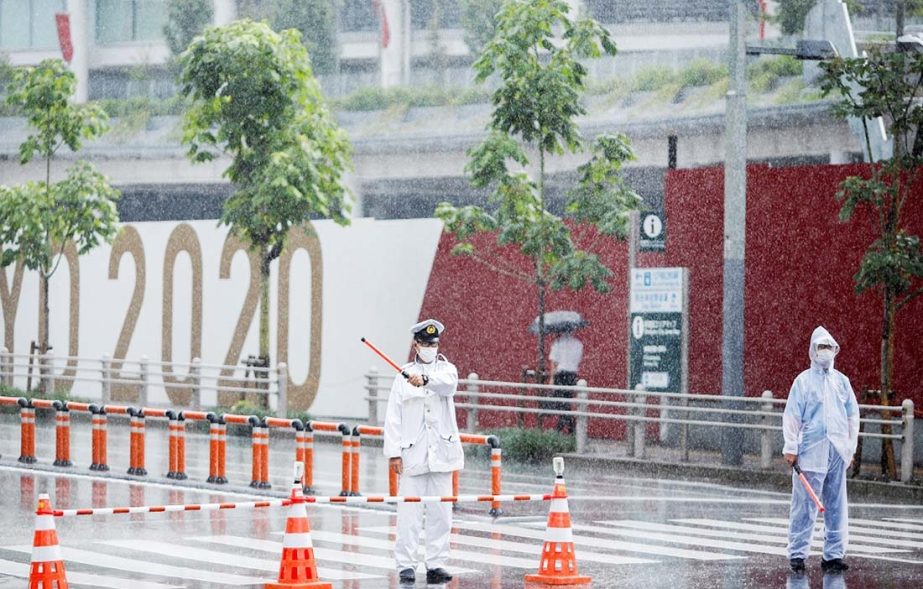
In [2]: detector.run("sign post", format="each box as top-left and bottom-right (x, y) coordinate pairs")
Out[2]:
(628, 268), (689, 453)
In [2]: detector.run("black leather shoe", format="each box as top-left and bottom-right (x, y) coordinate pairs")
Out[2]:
(399, 568), (416, 583)
(426, 568), (453, 584)
(821, 558), (849, 573)
(790, 558), (805, 573)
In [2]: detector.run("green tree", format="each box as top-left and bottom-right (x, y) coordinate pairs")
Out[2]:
(163, 0), (214, 57)
(238, 0), (337, 75)
(820, 48), (923, 480)
(459, 0), (504, 54)
(436, 0), (640, 378)
(0, 59), (119, 359)
(178, 20), (351, 382)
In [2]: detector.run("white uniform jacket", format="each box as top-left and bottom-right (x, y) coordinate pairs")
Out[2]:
(382, 355), (464, 477)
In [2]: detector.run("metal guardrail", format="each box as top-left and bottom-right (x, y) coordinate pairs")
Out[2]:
(363, 369), (916, 483)
(0, 348), (289, 417)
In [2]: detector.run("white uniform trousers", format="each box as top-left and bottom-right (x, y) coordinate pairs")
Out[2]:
(394, 470), (452, 571)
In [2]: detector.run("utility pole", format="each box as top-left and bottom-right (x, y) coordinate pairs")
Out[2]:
(722, 0), (748, 465)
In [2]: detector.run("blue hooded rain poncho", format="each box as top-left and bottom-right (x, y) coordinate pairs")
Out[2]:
(782, 326), (859, 561)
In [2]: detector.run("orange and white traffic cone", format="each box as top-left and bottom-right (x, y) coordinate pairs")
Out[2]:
(524, 458), (590, 586)
(266, 465), (331, 589)
(28, 493), (68, 589)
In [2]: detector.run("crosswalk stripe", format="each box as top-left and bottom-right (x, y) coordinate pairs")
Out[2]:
(96, 539), (375, 580)
(447, 519), (743, 561)
(191, 534), (478, 574)
(6, 545), (265, 586)
(309, 529), (540, 570)
(850, 519), (923, 536)
(594, 520), (895, 554)
(884, 518), (923, 527)
(743, 517), (923, 549)
(527, 520), (789, 556)
(358, 525), (656, 566)
(0, 558), (183, 589)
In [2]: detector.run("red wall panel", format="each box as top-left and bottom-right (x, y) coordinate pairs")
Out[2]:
(419, 163), (923, 437)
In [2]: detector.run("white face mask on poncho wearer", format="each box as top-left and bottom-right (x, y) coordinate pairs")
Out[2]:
(815, 348), (835, 368)
(417, 347), (438, 363)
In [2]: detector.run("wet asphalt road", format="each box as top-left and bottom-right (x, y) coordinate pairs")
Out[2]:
(0, 414), (921, 588)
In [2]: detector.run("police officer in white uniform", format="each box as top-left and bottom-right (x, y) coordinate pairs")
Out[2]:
(383, 319), (463, 584)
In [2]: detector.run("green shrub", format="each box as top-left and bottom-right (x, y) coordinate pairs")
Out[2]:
(748, 56), (803, 93)
(489, 427), (575, 464)
(631, 66), (678, 92)
(679, 59), (728, 88)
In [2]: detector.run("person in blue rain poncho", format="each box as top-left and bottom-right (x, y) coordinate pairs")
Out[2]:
(783, 326), (859, 574)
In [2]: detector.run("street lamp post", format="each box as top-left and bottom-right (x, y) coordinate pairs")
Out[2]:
(721, 5), (838, 465)
(721, 0), (749, 466)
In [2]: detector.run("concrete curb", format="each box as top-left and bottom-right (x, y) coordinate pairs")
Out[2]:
(561, 453), (923, 503)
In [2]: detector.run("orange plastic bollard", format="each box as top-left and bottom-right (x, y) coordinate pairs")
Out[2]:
(28, 494), (69, 589)
(349, 426), (361, 496)
(207, 419), (219, 483)
(176, 414), (187, 480)
(524, 467), (590, 586)
(251, 421), (262, 488)
(128, 409), (147, 476)
(53, 402), (72, 467)
(489, 443), (502, 517)
(259, 424), (271, 489)
(89, 406), (109, 471)
(217, 421), (227, 484)
(19, 401), (36, 464)
(167, 415), (178, 478)
(389, 468), (399, 497)
(303, 427), (315, 495)
(339, 426), (351, 497)
(452, 469), (459, 497)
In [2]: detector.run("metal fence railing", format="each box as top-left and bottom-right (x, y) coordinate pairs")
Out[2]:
(364, 369), (916, 483)
(0, 348), (289, 417)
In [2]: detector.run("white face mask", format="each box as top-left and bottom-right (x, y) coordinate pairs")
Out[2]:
(815, 348), (835, 368)
(417, 346), (438, 363)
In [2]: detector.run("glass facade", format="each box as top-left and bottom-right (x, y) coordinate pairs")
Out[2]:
(0, 0), (65, 50)
(96, 0), (166, 44)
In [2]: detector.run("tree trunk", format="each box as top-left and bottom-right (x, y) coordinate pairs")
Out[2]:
(259, 250), (272, 409)
(897, 0), (906, 36)
(880, 286), (898, 479)
(537, 278), (546, 380)
(40, 269), (50, 394)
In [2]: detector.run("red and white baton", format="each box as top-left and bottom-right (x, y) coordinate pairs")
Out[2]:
(361, 337), (411, 380)
(793, 463), (825, 513)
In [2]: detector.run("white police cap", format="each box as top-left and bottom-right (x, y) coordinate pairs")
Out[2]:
(411, 319), (444, 343)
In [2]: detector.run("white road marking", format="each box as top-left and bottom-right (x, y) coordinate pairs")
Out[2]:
(0, 558), (183, 589)
(358, 525), (656, 566)
(595, 520), (895, 554)
(531, 520), (790, 556)
(190, 534), (476, 575)
(445, 520), (743, 561)
(884, 518), (923, 526)
(96, 539), (375, 580)
(6, 545), (266, 586)
(851, 518), (923, 536)
(743, 517), (923, 549)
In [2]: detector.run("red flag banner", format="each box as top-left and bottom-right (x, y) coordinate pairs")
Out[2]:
(55, 13), (73, 63)
(371, 0), (390, 49)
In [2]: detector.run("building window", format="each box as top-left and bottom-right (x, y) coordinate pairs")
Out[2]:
(96, 0), (167, 44)
(0, 0), (65, 50)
